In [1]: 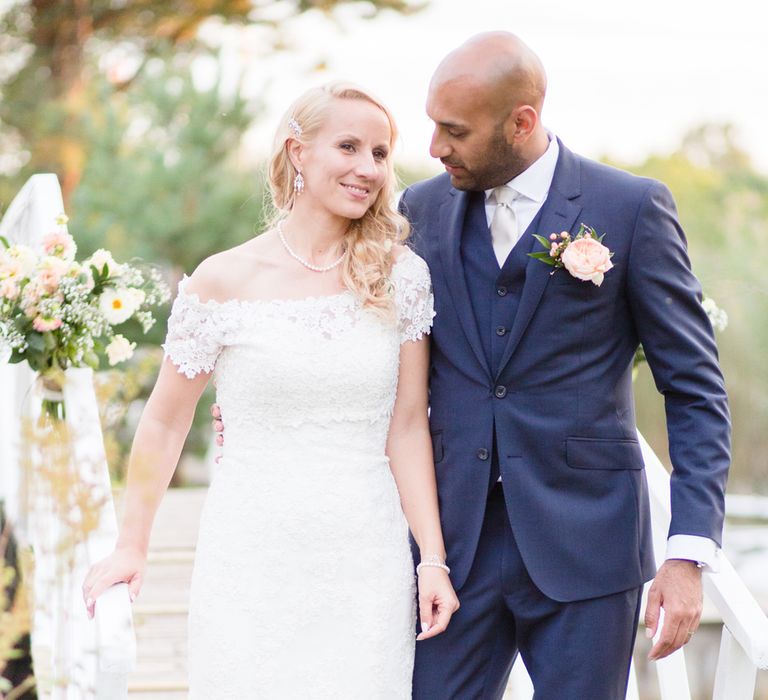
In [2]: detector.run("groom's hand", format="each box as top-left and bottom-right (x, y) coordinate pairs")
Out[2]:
(211, 403), (224, 461)
(645, 559), (703, 661)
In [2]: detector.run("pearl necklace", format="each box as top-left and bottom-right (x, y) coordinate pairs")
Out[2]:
(277, 220), (346, 273)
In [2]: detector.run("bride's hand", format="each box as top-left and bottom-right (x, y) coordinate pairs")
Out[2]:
(82, 546), (146, 619)
(416, 568), (460, 640)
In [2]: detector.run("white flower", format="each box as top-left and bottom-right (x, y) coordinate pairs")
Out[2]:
(1, 244), (38, 279)
(702, 297), (728, 332)
(99, 287), (145, 324)
(105, 334), (136, 365)
(87, 249), (123, 277)
(0, 323), (12, 363)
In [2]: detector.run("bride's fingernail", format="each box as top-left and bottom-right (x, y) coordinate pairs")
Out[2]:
(86, 597), (94, 607)
(421, 622), (430, 634)
(130, 592), (137, 602)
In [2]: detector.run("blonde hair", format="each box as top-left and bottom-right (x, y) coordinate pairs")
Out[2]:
(267, 81), (409, 316)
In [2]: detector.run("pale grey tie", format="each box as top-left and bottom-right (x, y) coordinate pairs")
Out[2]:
(490, 186), (520, 266)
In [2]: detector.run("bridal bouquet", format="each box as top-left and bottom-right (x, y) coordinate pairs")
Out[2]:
(0, 214), (170, 419)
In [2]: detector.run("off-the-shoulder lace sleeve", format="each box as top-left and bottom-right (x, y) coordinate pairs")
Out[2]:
(392, 249), (435, 344)
(162, 276), (226, 379)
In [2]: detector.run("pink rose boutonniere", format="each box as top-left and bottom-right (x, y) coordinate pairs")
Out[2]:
(528, 223), (614, 286)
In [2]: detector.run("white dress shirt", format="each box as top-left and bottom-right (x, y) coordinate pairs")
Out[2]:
(483, 133), (719, 571)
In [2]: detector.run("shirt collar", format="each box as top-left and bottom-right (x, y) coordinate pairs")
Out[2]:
(485, 133), (559, 204)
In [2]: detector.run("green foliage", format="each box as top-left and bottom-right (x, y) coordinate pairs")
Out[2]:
(71, 58), (265, 272)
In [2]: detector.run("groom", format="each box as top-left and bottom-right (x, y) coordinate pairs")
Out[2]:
(402, 33), (730, 699)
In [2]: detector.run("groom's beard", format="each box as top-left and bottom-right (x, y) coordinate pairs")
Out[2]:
(443, 125), (528, 192)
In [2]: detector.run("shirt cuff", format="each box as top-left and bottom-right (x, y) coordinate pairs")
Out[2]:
(665, 535), (720, 573)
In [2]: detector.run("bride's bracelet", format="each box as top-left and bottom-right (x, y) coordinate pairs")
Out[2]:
(416, 554), (450, 576)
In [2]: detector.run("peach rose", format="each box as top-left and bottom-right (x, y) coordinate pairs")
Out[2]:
(560, 236), (613, 286)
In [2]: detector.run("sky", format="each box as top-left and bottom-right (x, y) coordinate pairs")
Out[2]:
(211, 0), (768, 175)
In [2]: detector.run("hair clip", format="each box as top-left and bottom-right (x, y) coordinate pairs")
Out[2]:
(288, 118), (303, 138)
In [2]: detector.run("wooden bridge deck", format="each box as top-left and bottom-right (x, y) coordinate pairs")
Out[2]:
(123, 488), (205, 698)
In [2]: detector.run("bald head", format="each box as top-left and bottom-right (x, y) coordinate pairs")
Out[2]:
(431, 32), (547, 115)
(426, 32), (550, 190)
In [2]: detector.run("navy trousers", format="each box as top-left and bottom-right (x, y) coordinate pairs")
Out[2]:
(413, 485), (643, 700)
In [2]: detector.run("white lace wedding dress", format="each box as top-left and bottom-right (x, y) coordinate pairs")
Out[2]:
(162, 248), (434, 699)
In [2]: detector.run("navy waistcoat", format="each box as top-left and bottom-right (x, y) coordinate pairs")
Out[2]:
(460, 191), (542, 376)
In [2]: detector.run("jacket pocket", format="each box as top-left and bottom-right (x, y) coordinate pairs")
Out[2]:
(431, 430), (444, 463)
(565, 437), (643, 470)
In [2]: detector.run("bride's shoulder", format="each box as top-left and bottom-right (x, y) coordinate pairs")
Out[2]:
(182, 252), (236, 305)
(391, 244), (430, 279)
(183, 234), (275, 304)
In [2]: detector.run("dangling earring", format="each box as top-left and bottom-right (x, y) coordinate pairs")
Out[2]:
(293, 170), (305, 195)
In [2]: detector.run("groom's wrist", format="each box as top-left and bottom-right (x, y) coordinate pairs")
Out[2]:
(665, 534), (720, 572)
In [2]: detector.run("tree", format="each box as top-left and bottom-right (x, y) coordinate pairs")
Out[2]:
(72, 58), (260, 268)
(0, 0), (423, 206)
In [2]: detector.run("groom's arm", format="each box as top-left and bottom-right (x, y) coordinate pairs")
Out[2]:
(626, 180), (730, 543)
(625, 180), (731, 659)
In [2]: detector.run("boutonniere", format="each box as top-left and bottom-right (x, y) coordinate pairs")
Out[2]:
(528, 223), (614, 286)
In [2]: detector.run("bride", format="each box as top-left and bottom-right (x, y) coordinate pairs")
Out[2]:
(82, 81), (459, 698)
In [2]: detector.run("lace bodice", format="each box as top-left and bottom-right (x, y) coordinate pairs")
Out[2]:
(163, 248), (433, 442)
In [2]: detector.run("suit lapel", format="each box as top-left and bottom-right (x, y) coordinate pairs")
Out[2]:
(438, 189), (493, 379)
(495, 143), (583, 379)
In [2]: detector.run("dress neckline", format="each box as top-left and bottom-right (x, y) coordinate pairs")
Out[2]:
(178, 247), (416, 309)
(178, 277), (354, 309)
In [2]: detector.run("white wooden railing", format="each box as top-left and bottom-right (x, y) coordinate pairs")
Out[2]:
(641, 432), (768, 699)
(506, 433), (768, 699)
(0, 175), (136, 699)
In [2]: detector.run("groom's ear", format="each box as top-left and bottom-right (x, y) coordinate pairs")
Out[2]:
(504, 105), (538, 145)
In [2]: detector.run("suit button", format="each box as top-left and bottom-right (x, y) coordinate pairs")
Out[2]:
(496, 286), (508, 297)
(477, 448), (489, 461)
(495, 326), (507, 336)
(494, 385), (507, 398)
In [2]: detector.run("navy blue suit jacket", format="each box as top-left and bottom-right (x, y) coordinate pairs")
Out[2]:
(401, 140), (730, 602)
